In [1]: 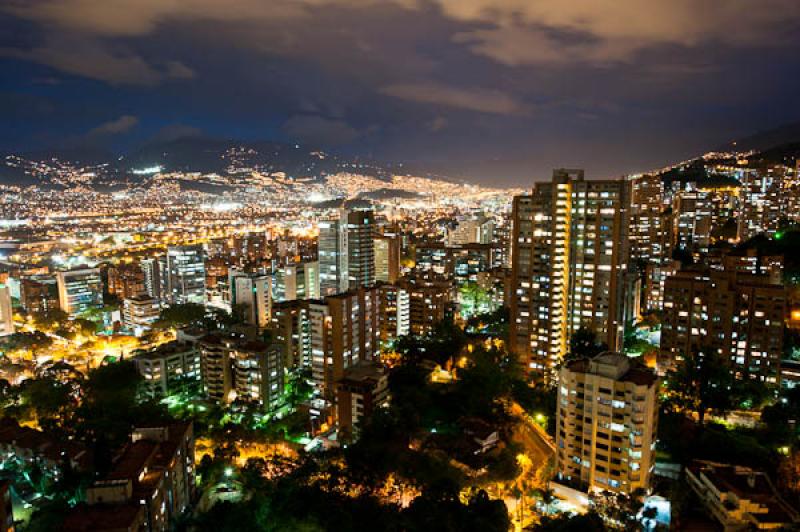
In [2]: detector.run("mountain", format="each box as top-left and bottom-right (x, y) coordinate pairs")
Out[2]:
(718, 121), (800, 153)
(0, 136), (419, 188)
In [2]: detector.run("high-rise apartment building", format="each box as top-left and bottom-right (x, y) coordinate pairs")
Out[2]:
(660, 268), (785, 384)
(319, 214), (349, 296)
(273, 260), (320, 301)
(345, 208), (376, 290)
(199, 334), (284, 410)
(140, 257), (162, 301)
(396, 276), (451, 336)
(374, 234), (400, 284)
(56, 266), (104, 316)
(629, 173), (666, 265)
(107, 262), (146, 299)
(228, 268), (272, 328)
(19, 276), (59, 315)
(134, 341), (202, 397)
(510, 170), (631, 379)
(378, 283), (410, 342)
(307, 286), (381, 401)
(165, 245), (205, 305)
(555, 352), (658, 495)
(446, 216), (494, 246)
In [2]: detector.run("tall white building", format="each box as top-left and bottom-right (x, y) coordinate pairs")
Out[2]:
(229, 268), (272, 329)
(556, 352), (658, 495)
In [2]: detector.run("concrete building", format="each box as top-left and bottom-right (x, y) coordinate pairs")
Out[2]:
(107, 262), (146, 300)
(73, 423), (195, 532)
(307, 286), (381, 401)
(374, 234), (400, 284)
(345, 208), (376, 290)
(19, 276), (59, 315)
(629, 173), (666, 266)
(199, 334), (284, 410)
(446, 215), (494, 246)
(123, 294), (160, 336)
(336, 361), (390, 441)
(271, 299), (311, 370)
(165, 245), (205, 305)
(56, 266), (103, 316)
(273, 260), (320, 301)
(140, 256), (162, 301)
(556, 352), (658, 495)
(378, 283), (410, 342)
(510, 170), (632, 380)
(318, 214), (349, 296)
(0, 286), (13, 337)
(396, 276), (451, 336)
(686, 461), (800, 531)
(229, 268), (272, 329)
(134, 341), (202, 397)
(660, 269), (785, 384)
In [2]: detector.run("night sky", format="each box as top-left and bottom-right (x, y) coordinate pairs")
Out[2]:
(2, 0), (800, 186)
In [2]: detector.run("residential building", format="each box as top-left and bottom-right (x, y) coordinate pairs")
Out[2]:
(555, 352), (658, 495)
(510, 170), (631, 379)
(318, 214), (349, 296)
(660, 269), (785, 383)
(396, 276), (451, 336)
(0, 286), (12, 337)
(378, 283), (410, 342)
(123, 294), (160, 336)
(336, 361), (390, 440)
(374, 234), (400, 284)
(307, 286), (381, 401)
(446, 215), (494, 246)
(134, 341), (202, 397)
(345, 208), (376, 290)
(19, 276), (59, 315)
(687, 461), (800, 531)
(199, 334), (284, 410)
(228, 268), (272, 328)
(107, 262), (146, 299)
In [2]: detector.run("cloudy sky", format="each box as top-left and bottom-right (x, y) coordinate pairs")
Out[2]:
(2, 0), (800, 185)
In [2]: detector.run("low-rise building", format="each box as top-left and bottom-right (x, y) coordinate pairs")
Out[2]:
(687, 461), (800, 531)
(133, 341), (202, 397)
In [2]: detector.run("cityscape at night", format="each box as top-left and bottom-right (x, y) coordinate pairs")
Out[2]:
(2, 1), (800, 531)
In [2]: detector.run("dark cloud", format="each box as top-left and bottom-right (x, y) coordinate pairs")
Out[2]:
(88, 115), (139, 136)
(1, 0), (800, 184)
(282, 115), (363, 147)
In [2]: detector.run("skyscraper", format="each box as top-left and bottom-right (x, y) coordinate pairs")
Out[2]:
(165, 245), (206, 305)
(374, 233), (400, 284)
(510, 169), (632, 379)
(345, 208), (376, 290)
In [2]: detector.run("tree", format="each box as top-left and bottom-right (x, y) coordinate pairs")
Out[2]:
(667, 347), (735, 425)
(531, 511), (606, 531)
(566, 327), (606, 361)
(20, 377), (74, 423)
(156, 303), (206, 328)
